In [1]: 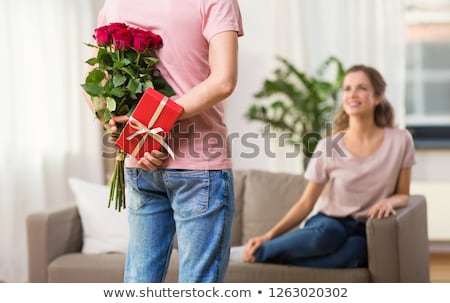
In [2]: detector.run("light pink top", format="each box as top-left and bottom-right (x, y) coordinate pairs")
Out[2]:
(305, 128), (416, 222)
(98, 0), (244, 169)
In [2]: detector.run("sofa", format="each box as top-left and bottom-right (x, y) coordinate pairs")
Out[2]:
(27, 169), (430, 283)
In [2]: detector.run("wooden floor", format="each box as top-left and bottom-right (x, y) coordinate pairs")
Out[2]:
(1, 255), (448, 283)
(430, 253), (450, 282)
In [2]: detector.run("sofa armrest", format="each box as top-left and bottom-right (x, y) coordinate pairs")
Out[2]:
(366, 195), (429, 282)
(27, 204), (83, 282)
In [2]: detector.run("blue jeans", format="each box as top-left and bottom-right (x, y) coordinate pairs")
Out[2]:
(255, 213), (367, 268)
(123, 168), (235, 283)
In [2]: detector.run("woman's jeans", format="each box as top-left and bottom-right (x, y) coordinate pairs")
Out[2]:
(123, 168), (235, 283)
(255, 213), (368, 268)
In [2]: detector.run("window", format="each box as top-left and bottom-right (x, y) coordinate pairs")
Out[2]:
(405, 0), (450, 148)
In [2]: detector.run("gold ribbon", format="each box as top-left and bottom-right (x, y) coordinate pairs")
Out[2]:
(126, 96), (175, 159)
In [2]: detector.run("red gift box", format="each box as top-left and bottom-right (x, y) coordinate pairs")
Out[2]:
(115, 88), (183, 159)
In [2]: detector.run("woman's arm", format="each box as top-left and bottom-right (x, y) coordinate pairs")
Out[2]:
(367, 167), (412, 219)
(243, 181), (325, 262)
(176, 30), (239, 120)
(264, 181), (325, 239)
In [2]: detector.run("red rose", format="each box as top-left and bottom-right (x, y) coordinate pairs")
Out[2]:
(94, 25), (111, 46)
(149, 32), (163, 48)
(107, 23), (128, 34)
(111, 28), (133, 50)
(132, 28), (153, 52)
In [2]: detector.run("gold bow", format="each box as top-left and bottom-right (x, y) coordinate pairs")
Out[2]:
(126, 96), (175, 159)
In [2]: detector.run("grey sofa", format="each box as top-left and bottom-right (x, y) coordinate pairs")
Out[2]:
(27, 169), (430, 283)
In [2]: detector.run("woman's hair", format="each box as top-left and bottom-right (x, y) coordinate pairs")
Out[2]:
(333, 65), (395, 133)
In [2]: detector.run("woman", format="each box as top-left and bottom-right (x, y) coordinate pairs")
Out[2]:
(243, 65), (415, 268)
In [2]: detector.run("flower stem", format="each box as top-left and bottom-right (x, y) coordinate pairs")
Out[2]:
(108, 149), (126, 212)
(136, 52), (141, 65)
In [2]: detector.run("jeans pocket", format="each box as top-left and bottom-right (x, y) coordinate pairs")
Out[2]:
(165, 170), (209, 218)
(125, 167), (144, 184)
(125, 168), (145, 211)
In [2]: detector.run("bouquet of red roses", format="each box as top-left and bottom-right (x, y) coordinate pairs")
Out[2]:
(82, 22), (175, 211)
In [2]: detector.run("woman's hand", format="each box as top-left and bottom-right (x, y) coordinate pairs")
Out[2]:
(243, 235), (270, 263)
(137, 150), (169, 171)
(368, 199), (396, 219)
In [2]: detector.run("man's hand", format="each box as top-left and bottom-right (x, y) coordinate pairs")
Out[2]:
(137, 150), (169, 171)
(103, 115), (129, 143)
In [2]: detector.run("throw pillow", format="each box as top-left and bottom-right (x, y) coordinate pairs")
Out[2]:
(68, 177), (129, 254)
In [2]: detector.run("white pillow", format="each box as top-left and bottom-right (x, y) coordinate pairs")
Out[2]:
(68, 178), (129, 254)
(230, 246), (245, 263)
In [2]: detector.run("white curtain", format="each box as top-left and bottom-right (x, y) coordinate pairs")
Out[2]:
(268, 0), (406, 172)
(0, 0), (105, 282)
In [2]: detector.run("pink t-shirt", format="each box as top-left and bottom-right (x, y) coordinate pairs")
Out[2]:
(305, 128), (416, 222)
(97, 0), (244, 169)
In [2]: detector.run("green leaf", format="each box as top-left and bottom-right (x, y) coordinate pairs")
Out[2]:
(152, 76), (176, 97)
(144, 81), (154, 90)
(113, 74), (127, 87)
(101, 53), (114, 67)
(117, 104), (130, 115)
(245, 55), (345, 169)
(92, 96), (101, 108)
(85, 58), (98, 66)
(144, 57), (159, 66)
(122, 67), (136, 79)
(113, 61), (124, 70)
(85, 69), (105, 84)
(106, 97), (116, 111)
(84, 43), (99, 48)
(156, 87), (173, 97)
(121, 58), (132, 66)
(127, 79), (141, 94)
(96, 108), (112, 124)
(127, 103), (137, 115)
(125, 50), (138, 62)
(111, 87), (127, 98)
(81, 83), (105, 96)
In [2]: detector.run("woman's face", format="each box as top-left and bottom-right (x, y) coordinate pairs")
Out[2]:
(342, 71), (381, 117)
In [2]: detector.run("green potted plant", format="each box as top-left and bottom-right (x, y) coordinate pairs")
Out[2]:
(246, 56), (345, 170)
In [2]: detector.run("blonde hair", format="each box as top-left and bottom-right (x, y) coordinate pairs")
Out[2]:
(333, 65), (395, 133)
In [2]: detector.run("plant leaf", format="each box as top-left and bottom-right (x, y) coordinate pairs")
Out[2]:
(85, 57), (98, 66)
(113, 74), (127, 87)
(81, 83), (105, 96)
(106, 97), (116, 111)
(111, 87), (127, 98)
(144, 57), (159, 66)
(144, 80), (154, 90)
(117, 104), (130, 115)
(127, 79), (141, 94)
(85, 69), (105, 84)
(245, 55), (345, 165)
(96, 108), (112, 124)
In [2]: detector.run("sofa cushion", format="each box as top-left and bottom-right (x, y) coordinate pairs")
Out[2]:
(231, 170), (246, 246)
(225, 261), (369, 282)
(48, 253), (126, 283)
(242, 170), (308, 243)
(68, 178), (129, 254)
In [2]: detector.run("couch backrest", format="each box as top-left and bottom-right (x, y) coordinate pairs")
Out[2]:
(232, 169), (308, 245)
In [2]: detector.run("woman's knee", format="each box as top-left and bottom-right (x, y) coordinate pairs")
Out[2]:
(305, 215), (347, 251)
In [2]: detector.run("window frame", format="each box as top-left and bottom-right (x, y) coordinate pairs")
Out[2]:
(404, 1), (450, 148)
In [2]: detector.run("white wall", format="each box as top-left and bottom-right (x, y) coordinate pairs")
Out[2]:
(412, 150), (450, 242)
(226, 0), (282, 172)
